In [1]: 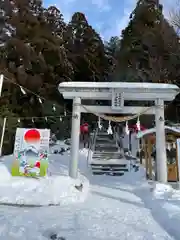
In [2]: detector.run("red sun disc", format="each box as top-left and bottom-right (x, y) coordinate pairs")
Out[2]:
(24, 129), (40, 143)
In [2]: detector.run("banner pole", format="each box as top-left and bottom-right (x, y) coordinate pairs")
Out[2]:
(0, 117), (7, 156)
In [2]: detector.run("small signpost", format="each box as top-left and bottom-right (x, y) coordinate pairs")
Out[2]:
(12, 128), (50, 177)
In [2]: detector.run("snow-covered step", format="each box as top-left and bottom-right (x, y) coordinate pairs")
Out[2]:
(96, 143), (117, 147)
(91, 164), (128, 168)
(95, 146), (118, 152)
(90, 155), (130, 175)
(93, 155), (121, 159)
(92, 169), (126, 173)
(97, 132), (110, 136)
(90, 130), (131, 177)
(92, 157), (124, 161)
(91, 159), (129, 165)
(92, 171), (124, 176)
(93, 151), (124, 161)
(96, 135), (115, 140)
(96, 135), (112, 140)
(96, 135), (110, 138)
(94, 151), (119, 154)
(92, 169), (128, 173)
(91, 166), (129, 175)
(95, 147), (118, 152)
(91, 168), (127, 175)
(93, 152), (123, 157)
(92, 158), (124, 162)
(91, 166), (129, 172)
(96, 138), (114, 143)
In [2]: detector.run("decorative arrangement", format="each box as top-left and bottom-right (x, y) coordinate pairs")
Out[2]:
(12, 128), (50, 178)
(98, 117), (102, 130)
(125, 121), (129, 135)
(107, 121), (113, 135)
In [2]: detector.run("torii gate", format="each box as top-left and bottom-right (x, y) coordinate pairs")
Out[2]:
(58, 81), (179, 183)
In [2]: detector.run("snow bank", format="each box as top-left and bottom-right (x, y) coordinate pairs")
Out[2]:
(132, 175), (180, 240)
(0, 174), (89, 206)
(50, 140), (70, 153)
(0, 164), (11, 181)
(79, 148), (89, 157)
(152, 183), (173, 199)
(0, 154), (89, 206)
(150, 182), (180, 201)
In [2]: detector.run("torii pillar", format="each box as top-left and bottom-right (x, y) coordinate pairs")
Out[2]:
(155, 99), (167, 182)
(69, 97), (81, 178)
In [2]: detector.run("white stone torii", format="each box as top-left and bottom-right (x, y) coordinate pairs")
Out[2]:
(58, 81), (180, 183)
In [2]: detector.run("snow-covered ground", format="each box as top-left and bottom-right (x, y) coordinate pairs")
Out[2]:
(0, 141), (180, 239)
(0, 142), (88, 206)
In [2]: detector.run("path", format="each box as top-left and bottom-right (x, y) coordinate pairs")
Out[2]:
(0, 175), (174, 240)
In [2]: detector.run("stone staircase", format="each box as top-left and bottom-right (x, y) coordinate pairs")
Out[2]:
(89, 131), (131, 176)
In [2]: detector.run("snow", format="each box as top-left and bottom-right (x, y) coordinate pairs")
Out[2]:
(136, 125), (180, 139)
(0, 142), (180, 239)
(0, 146), (89, 206)
(152, 183), (174, 199)
(59, 81), (179, 90)
(0, 169), (89, 206)
(49, 140), (70, 153)
(123, 132), (139, 157)
(90, 158), (129, 165)
(133, 180), (180, 240)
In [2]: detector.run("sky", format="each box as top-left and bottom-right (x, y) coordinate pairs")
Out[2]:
(44, 0), (176, 40)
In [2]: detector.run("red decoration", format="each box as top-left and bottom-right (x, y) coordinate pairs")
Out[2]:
(80, 123), (89, 133)
(129, 124), (146, 132)
(24, 129), (40, 143)
(35, 161), (40, 168)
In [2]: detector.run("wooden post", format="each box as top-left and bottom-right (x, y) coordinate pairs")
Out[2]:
(176, 141), (179, 181)
(141, 138), (145, 166)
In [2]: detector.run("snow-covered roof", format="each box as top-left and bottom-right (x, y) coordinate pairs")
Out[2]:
(59, 82), (179, 90)
(136, 126), (180, 139)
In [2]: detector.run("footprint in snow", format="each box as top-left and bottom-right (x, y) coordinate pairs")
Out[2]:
(50, 233), (66, 240)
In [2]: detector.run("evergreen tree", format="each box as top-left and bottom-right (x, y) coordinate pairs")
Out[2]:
(2, 0), (72, 117)
(117, 0), (180, 83)
(0, 0), (12, 46)
(43, 5), (73, 89)
(105, 36), (120, 59)
(117, 0), (163, 82)
(0, 0), (13, 71)
(2, 0), (46, 117)
(45, 6), (66, 38)
(66, 12), (110, 82)
(104, 36), (120, 80)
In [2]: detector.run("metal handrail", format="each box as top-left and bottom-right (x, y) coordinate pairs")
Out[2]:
(87, 128), (98, 165)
